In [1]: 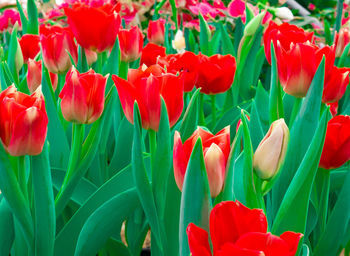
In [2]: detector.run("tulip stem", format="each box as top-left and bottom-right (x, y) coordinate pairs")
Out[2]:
(199, 93), (205, 125)
(119, 61), (129, 80)
(17, 156), (28, 202)
(314, 168), (330, 242)
(211, 95), (216, 128)
(55, 123), (84, 216)
(289, 97), (302, 127)
(149, 130), (157, 172)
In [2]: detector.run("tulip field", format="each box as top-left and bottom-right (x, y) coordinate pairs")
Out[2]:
(0, 0), (350, 255)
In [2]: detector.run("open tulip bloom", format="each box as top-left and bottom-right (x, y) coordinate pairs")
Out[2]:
(0, 1), (349, 256)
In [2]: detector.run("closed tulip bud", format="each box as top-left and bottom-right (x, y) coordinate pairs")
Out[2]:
(244, 11), (265, 36)
(173, 126), (230, 197)
(275, 7), (294, 21)
(59, 67), (108, 124)
(253, 119), (289, 180)
(334, 27), (350, 58)
(172, 30), (186, 53)
(15, 38), (23, 73)
(27, 59), (58, 93)
(40, 24), (78, 74)
(147, 19), (165, 45)
(0, 85), (48, 156)
(118, 26), (144, 63)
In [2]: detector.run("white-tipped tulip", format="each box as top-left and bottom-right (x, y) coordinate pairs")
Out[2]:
(253, 119), (289, 180)
(172, 30), (186, 53)
(275, 7), (294, 21)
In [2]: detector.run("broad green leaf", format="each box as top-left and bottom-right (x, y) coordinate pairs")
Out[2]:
(272, 110), (329, 235)
(16, 0), (28, 33)
(179, 89), (200, 141)
(27, 0), (39, 34)
(179, 139), (212, 256)
(219, 22), (235, 55)
(272, 58), (325, 218)
(54, 164), (135, 256)
(249, 100), (264, 150)
(0, 199), (14, 255)
(74, 188), (139, 256)
(31, 143), (55, 256)
(199, 12), (211, 55)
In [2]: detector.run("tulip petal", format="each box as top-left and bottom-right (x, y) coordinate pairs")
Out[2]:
(186, 223), (212, 256)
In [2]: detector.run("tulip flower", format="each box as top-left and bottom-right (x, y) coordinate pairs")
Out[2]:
(140, 43), (166, 67)
(118, 26), (144, 63)
(0, 85), (48, 156)
(173, 126), (230, 197)
(196, 54), (236, 94)
(147, 19), (165, 45)
(253, 119), (289, 180)
(59, 67), (108, 124)
(0, 9), (21, 32)
(334, 27), (350, 58)
(27, 59), (58, 93)
(172, 30), (186, 53)
(275, 7), (294, 21)
(319, 115), (350, 169)
(19, 34), (40, 63)
(187, 201), (303, 256)
(322, 66), (350, 103)
(64, 3), (121, 52)
(40, 24), (78, 74)
(276, 43), (335, 98)
(165, 51), (200, 92)
(112, 64), (184, 130)
(263, 21), (314, 64)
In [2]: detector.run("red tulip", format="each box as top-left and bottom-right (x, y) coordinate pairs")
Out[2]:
(27, 59), (58, 94)
(322, 66), (350, 103)
(112, 64), (184, 131)
(276, 43), (335, 98)
(118, 26), (144, 62)
(327, 101), (339, 117)
(19, 34), (40, 63)
(173, 126), (230, 197)
(166, 51), (200, 92)
(147, 19), (165, 45)
(0, 85), (48, 156)
(59, 67), (108, 124)
(64, 3), (121, 52)
(263, 21), (314, 64)
(196, 54), (236, 94)
(140, 43), (166, 67)
(319, 115), (350, 169)
(187, 201), (303, 256)
(40, 24), (78, 74)
(334, 27), (350, 58)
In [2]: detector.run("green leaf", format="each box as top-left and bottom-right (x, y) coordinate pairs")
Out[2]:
(272, 58), (326, 218)
(77, 46), (88, 73)
(102, 38), (120, 77)
(0, 144), (33, 250)
(272, 110), (329, 235)
(31, 143), (55, 256)
(249, 100), (264, 150)
(0, 199), (14, 255)
(74, 188), (139, 256)
(313, 165), (350, 255)
(199, 12), (211, 55)
(54, 164), (135, 256)
(219, 22), (235, 55)
(7, 25), (19, 85)
(269, 43), (284, 123)
(240, 111), (259, 209)
(16, 0), (28, 33)
(153, 99), (171, 220)
(27, 0), (39, 34)
(132, 102), (164, 252)
(41, 63), (70, 169)
(179, 89), (200, 141)
(179, 139), (212, 256)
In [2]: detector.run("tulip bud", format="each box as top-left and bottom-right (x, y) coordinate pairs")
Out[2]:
(334, 27), (350, 58)
(59, 67), (108, 124)
(118, 26), (144, 63)
(15, 38), (23, 73)
(0, 85), (48, 156)
(147, 19), (165, 45)
(173, 126), (230, 197)
(27, 59), (58, 93)
(172, 30), (186, 53)
(253, 119), (289, 180)
(275, 7), (294, 21)
(244, 11), (266, 36)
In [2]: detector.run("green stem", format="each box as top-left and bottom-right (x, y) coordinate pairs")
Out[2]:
(55, 123), (84, 216)
(154, 0), (167, 19)
(17, 156), (28, 203)
(119, 61), (129, 80)
(289, 97), (302, 127)
(199, 93), (205, 126)
(211, 95), (216, 128)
